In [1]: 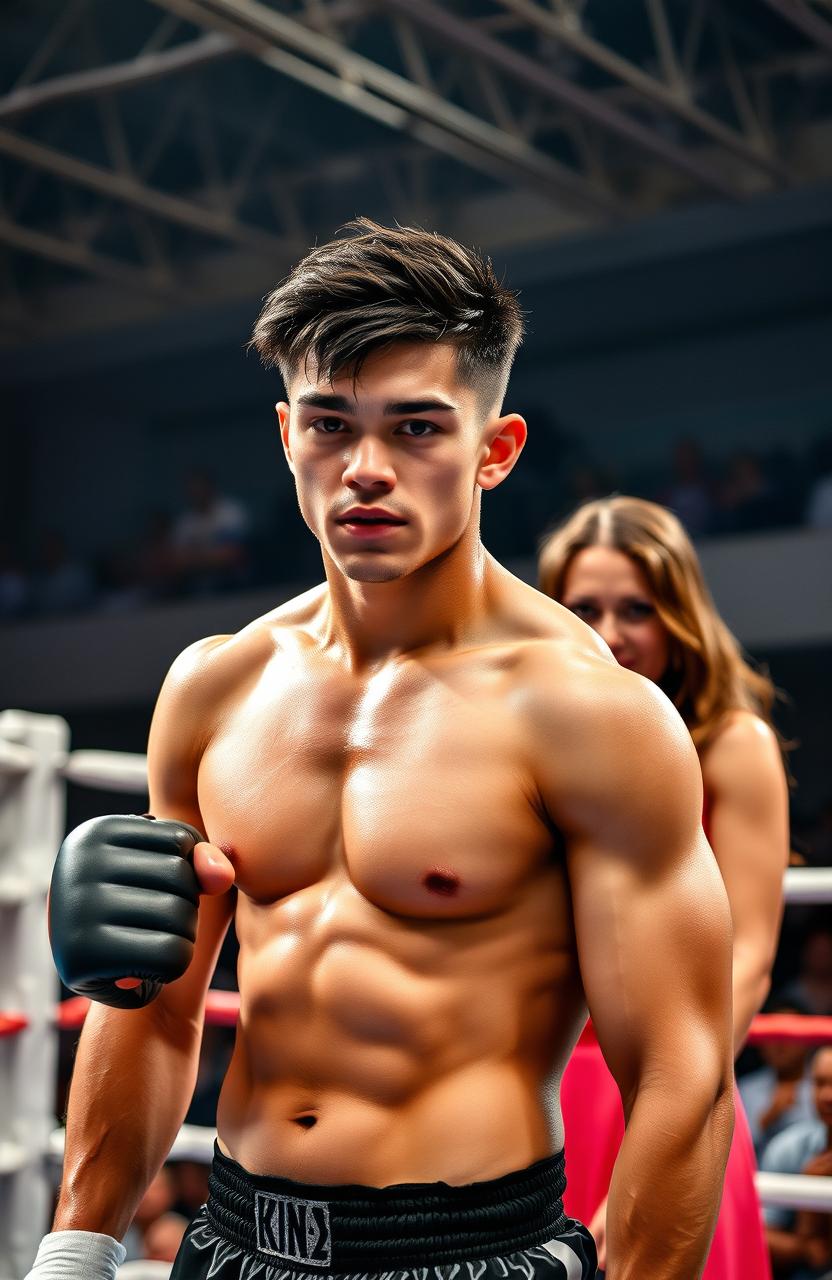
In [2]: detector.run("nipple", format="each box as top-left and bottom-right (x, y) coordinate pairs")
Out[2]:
(423, 868), (460, 897)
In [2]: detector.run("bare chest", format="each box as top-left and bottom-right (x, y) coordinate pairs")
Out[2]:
(197, 654), (554, 916)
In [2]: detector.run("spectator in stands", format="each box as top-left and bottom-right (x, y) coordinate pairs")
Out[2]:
(740, 997), (818, 1159)
(0, 537), (30, 619)
(562, 457), (613, 514)
(31, 531), (96, 616)
(143, 1212), (189, 1262)
(765, 446), (805, 528)
(661, 437), (714, 536)
(783, 929), (832, 1018)
(122, 1166), (178, 1261)
(171, 468), (252, 596)
(716, 450), (779, 533)
(169, 1161), (210, 1221)
(96, 544), (148, 614)
(805, 436), (832, 529)
(134, 510), (181, 603)
(760, 1044), (832, 1278)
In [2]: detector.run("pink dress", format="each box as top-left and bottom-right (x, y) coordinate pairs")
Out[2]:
(560, 804), (771, 1279)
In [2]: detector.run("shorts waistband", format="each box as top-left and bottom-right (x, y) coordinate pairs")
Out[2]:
(206, 1143), (569, 1270)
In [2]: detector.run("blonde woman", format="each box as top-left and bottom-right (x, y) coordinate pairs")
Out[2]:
(538, 496), (789, 1279)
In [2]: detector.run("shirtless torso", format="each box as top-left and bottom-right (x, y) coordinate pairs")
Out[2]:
(166, 571), (603, 1185)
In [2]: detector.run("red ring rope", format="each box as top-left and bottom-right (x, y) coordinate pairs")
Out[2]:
(47, 995), (832, 1043)
(55, 989), (241, 1030)
(0, 1011), (28, 1037)
(747, 1013), (832, 1046)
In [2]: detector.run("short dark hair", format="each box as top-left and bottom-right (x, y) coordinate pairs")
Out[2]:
(250, 218), (524, 411)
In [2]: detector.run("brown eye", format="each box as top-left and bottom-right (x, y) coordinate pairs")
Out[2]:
(311, 417), (346, 434)
(397, 420), (438, 437)
(623, 601), (655, 621)
(568, 602), (598, 621)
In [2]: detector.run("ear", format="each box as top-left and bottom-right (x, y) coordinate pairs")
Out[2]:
(276, 402), (294, 475)
(477, 414), (527, 491)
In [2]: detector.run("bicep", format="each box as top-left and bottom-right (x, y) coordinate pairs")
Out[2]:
(553, 680), (732, 1107)
(146, 635), (227, 821)
(142, 789), (235, 1030)
(531, 658), (733, 1107)
(567, 820), (732, 1111)
(145, 637), (235, 1026)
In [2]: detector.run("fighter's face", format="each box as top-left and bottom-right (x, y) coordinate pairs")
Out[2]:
(561, 546), (671, 683)
(277, 342), (523, 583)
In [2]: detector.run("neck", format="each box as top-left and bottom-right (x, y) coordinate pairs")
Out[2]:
(319, 520), (496, 670)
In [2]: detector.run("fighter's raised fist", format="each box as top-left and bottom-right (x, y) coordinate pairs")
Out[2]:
(48, 813), (232, 1009)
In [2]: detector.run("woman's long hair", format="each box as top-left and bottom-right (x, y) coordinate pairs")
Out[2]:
(538, 495), (778, 752)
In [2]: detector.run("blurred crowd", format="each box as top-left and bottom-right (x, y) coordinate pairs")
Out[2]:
(741, 914), (832, 1279)
(2, 427), (832, 626)
(0, 469), (258, 623)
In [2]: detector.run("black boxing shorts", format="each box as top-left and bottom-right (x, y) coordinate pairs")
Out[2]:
(168, 1143), (596, 1280)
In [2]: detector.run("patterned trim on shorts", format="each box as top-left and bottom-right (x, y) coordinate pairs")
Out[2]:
(172, 1207), (597, 1280)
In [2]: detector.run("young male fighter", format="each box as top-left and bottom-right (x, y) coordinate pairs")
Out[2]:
(39, 220), (734, 1280)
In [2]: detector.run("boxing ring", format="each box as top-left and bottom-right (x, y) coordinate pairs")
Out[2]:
(1, 709), (830, 1279)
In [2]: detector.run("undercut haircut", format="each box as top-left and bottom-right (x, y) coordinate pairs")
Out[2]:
(250, 218), (524, 413)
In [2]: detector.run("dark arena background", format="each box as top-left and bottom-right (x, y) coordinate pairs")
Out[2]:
(0, 1), (831, 1276)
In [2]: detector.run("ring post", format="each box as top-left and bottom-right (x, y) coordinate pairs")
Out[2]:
(0, 710), (69, 1280)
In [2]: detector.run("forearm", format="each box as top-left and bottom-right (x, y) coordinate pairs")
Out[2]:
(54, 999), (202, 1239)
(605, 1077), (734, 1280)
(732, 952), (771, 1057)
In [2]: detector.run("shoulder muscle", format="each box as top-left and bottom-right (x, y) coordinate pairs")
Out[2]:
(523, 646), (702, 856)
(701, 711), (785, 806)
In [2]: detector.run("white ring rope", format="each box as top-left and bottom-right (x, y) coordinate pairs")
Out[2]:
(48, 1123), (216, 1166)
(59, 749), (150, 794)
(0, 737), (37, 776)
(783, 866), (832, 903)
(755, 1171), (832, 1212)
(39, 1129), (832, 1210)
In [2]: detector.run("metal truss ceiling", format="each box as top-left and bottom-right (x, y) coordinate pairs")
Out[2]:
(1, 0), (831, 344)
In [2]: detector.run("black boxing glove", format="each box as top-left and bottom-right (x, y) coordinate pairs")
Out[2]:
(49, 813), (203, 1010)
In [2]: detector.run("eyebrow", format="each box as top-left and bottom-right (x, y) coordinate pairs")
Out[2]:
(295, 393), (459, 414)
(564, 595), (653, 604)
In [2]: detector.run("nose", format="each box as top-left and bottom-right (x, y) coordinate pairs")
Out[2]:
(595, 612), (626, 656)
(342, 437), (396, 493)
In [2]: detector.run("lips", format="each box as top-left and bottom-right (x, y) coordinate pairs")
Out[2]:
(337, 507), (407, 526)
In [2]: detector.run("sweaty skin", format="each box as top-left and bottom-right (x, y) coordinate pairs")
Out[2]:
(199, 585), (591, 1183)
(55, 342), (733, 1280)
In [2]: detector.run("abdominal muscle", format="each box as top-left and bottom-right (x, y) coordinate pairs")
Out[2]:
(214, 872), (583, 1186)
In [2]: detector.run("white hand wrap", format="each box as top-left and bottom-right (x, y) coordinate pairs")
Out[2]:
(24, 1231), (127, 1279)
